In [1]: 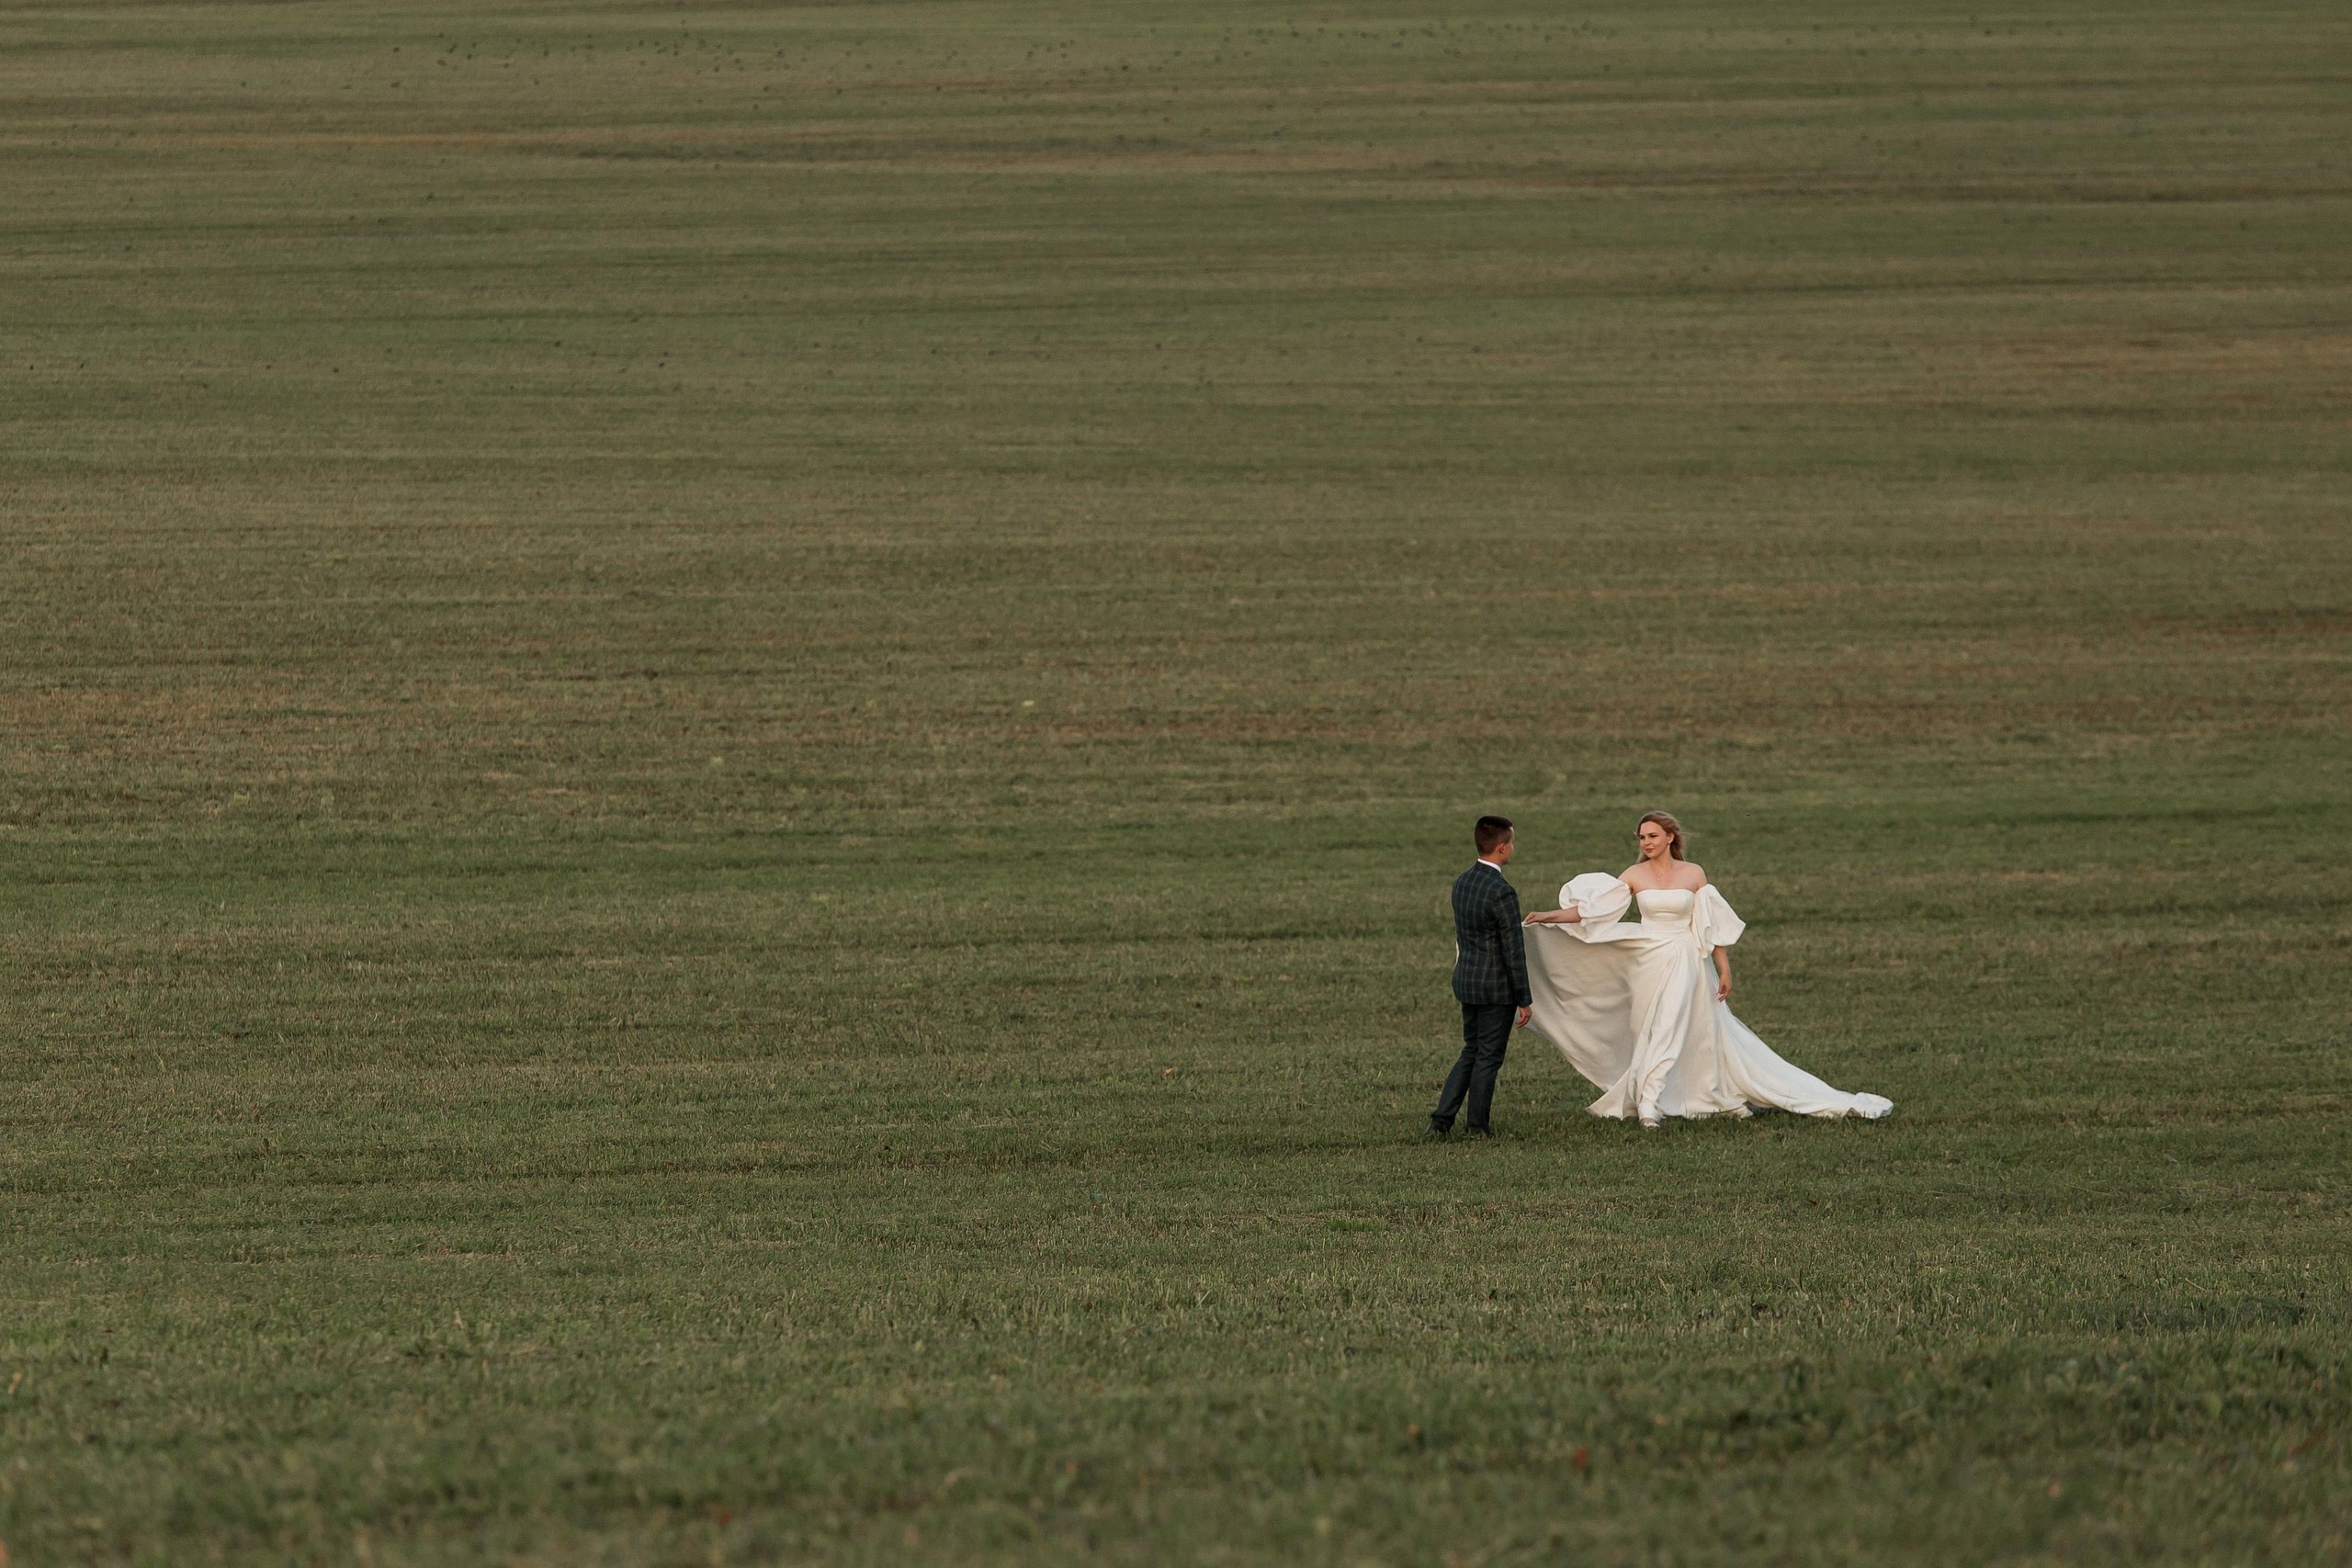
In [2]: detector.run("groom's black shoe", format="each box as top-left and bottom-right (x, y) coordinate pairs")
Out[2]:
(1421, 1122), (1449, 1140)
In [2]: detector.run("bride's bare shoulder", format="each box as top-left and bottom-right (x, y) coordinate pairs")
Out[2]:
(1684, 863), (1709, 886)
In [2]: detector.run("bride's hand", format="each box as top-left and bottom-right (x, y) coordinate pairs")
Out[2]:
(1716, 975), (1733, 1001)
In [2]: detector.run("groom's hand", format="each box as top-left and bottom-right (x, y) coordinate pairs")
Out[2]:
(1515, 1006), (1532, 1029)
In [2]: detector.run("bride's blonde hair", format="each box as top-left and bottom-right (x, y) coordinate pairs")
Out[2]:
(1637, 810), (1687, 860)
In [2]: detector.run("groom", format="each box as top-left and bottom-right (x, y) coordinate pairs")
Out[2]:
(1428, 815), (1533, 1139)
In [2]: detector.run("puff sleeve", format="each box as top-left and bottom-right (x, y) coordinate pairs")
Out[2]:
(1693, 885), (1746, 950)
(1561, 873), (1633, 924)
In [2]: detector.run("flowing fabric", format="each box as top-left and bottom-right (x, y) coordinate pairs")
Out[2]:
(1524, 875), (1892, 1122)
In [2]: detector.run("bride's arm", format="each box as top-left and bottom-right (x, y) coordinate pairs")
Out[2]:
(1713, 948), (1732, 1001)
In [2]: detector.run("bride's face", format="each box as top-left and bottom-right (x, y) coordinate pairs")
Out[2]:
(1636, 822), (1671, 861)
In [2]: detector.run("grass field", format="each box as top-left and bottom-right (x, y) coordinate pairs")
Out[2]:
(3, 1), (2349, 1562)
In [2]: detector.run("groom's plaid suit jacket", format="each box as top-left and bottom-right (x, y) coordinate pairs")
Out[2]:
(1451, 862), (1532, 1009)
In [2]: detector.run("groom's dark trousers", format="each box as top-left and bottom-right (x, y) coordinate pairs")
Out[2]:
(1432, 1002), (1518, 1135)
(1430, 861), (1532, 1136)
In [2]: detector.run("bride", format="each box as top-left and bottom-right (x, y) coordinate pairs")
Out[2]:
(1521, 812), (1891, 1127)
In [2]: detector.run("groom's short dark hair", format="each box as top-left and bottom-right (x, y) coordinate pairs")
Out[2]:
(1475, 816), (1514, 854)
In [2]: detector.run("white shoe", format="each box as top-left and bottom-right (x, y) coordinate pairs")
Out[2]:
(1639, 1114), (1661, 1130)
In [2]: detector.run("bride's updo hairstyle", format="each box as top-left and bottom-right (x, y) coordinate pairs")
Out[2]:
(1636, 810), (1687, 860)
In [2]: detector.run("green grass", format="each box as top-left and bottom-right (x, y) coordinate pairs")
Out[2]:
(3, 1), (2349, 1562)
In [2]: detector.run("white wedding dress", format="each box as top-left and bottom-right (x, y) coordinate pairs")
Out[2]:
(1524, 874), (1892, 1123)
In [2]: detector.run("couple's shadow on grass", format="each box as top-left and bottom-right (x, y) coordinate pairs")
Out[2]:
(1418, 1103), (1838, 1147)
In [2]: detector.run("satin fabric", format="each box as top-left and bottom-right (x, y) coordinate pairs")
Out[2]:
(1523, 874), (1893, 1122)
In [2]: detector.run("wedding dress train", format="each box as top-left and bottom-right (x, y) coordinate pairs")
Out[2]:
(1523, 874), (1892, 1122)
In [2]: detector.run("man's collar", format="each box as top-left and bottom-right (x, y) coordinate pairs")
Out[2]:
(1476, 858), (1507, 873)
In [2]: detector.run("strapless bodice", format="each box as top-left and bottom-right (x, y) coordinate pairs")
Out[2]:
(1634, 888), (1696, 929)
(1555, 874), (1741, 951)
